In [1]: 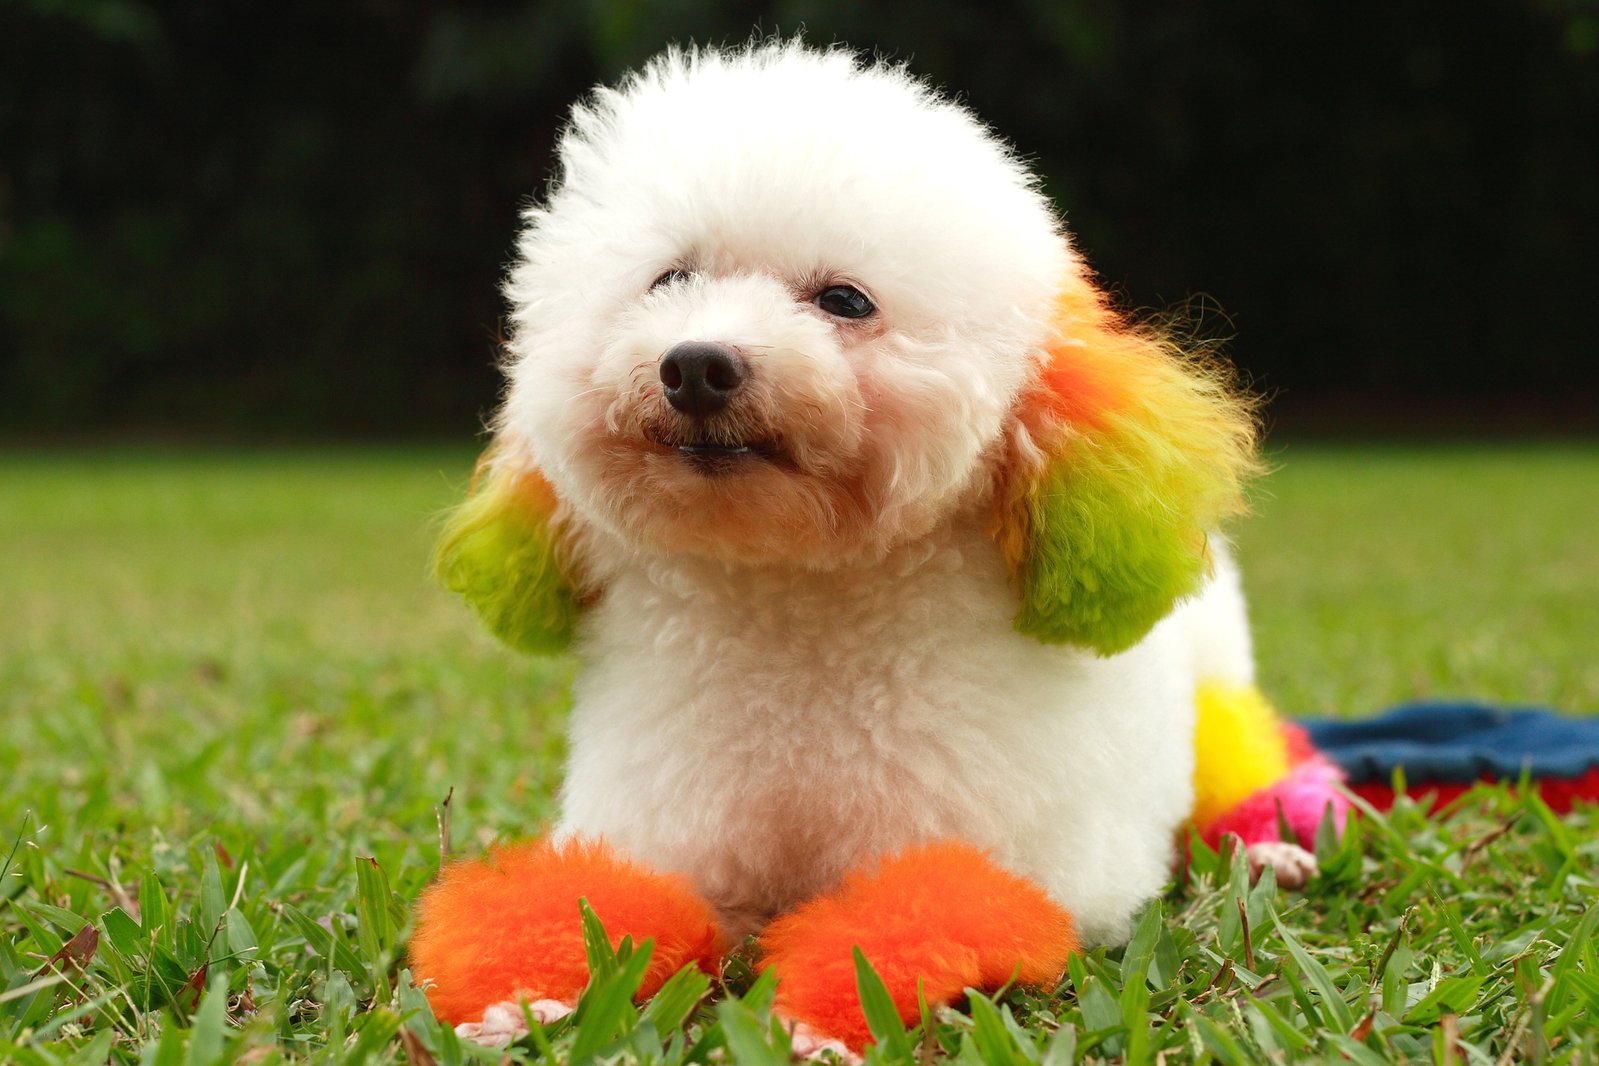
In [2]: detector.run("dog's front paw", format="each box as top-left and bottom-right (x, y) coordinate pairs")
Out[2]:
(1246, 841), (1319, 889)
(760, 841), (1078, 1051)
(783, 1018), (864, 1064)
(453, 998), (574, 1048)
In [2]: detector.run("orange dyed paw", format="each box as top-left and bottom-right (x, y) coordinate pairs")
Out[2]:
(759, 840), (1079, 1049)
(410, 837), (725, 1025)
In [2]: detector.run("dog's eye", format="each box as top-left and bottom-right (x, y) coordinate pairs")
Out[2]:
(650, 269), (691, 292)
(816, 285), (875, 319)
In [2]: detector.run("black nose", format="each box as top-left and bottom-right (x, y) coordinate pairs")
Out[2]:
(659, 341), (748, 417)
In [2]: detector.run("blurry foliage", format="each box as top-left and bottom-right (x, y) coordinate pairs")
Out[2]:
(1, 0), (1597, 437)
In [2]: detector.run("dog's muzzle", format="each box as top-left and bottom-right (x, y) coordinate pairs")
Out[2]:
(651, 340), (780, 471)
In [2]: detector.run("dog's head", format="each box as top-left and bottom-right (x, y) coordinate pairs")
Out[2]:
(438, 43), (1258, 657)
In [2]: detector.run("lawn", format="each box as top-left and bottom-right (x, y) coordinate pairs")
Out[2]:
(1, 443), (1596, 1063)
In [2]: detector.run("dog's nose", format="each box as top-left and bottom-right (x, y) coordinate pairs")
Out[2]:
(659, 341), (748, 418)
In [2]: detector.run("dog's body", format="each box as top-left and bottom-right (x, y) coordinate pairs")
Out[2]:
(560, 520), (1254, 946)
(418, 41), (1272, 1042)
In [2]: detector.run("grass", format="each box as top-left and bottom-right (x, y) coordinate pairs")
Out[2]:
(1, 442), (1596, 1064)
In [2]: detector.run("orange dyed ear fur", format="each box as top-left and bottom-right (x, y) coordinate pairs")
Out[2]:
(994, 261), (1260, 655)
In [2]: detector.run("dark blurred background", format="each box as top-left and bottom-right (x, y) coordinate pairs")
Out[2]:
(3, 0), (1596, 440)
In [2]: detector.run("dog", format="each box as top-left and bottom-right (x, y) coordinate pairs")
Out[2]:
(412, 40), (1296, 1051)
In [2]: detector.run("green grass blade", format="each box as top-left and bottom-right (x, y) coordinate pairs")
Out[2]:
(1040, 1023), (1075, 1066)
(354, 855), (395, 995)
(182, 973), (229, 1066)
(102, 906), (146, 961)
(198, 850), (227, 943)
(713, 997), (787, 1066)
(568, 936), (652, 1062)
(224, 907), (258, 962)
(641, 964), (712, 1034)
(1403, 973), (1487, 1025)
(140, 870), (173, 942)
(1271, 908), (1355, 1031)
(1076, 973), (1121, 1038)
(280, 903), (370, 995)
(0, 974), (69, 1007)
(146, 1010), (189, 1066)
(1551, 902), (1598, 983)
(1245, 994), (1314, 1053)
(578, 899), (618, 984)
(740, 967), (780, 1016)
(966, 993), (1034, 1066)
(853, 947), (913, 1059)
(1120, 901), (1162, 989)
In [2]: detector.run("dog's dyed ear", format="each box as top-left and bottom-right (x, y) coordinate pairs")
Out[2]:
(434, 448), (585, 655)
(994, 269), (1260, 656)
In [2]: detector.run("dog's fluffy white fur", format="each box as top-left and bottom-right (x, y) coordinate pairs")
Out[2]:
(490, 42), (1256, 947)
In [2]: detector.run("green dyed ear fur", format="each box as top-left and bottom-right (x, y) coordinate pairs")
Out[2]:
(433, 465), (581, 655)
(1001, 290), (1259, 656)
(1012, 441), (1214, 656)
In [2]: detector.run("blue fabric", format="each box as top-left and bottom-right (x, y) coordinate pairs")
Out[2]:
(1298, 702), (1599, 784)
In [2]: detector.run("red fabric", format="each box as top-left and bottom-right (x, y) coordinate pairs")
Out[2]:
(1349, 767), (1599, 814)
(760, 841), (1078, 1050)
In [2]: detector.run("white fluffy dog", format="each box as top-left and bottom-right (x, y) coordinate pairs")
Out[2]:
(418, 40), (1262, 1044)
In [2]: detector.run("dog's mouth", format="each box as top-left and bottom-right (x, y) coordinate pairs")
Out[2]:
(646, 426), (784, 473)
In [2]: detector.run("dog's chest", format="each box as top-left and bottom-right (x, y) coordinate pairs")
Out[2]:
(576, 530), (1041, 755)
(553, 526), (1124, 929)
